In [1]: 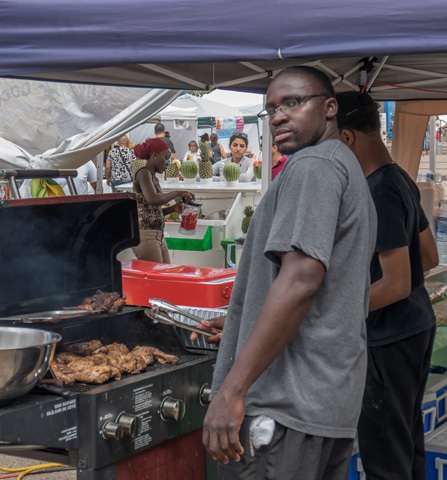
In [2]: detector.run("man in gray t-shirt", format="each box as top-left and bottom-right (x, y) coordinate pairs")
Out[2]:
(202, 67), (377, 480)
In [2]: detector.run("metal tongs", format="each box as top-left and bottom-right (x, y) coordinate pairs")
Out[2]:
(144, 298), (222, 337)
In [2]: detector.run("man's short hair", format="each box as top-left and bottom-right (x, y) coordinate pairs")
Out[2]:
(154, 123), (165, 135)
(275, 66), (335, 99)
(336, 91), (380, 133)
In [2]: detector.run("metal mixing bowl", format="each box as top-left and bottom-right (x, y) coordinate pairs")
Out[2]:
(0, 327), (61, 404)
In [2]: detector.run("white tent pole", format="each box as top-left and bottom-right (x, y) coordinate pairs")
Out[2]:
(261, 94), (272, 196)
(429, 116), (436, 174)
(365, 56), (389, 93)
(96, 153), (103, 193)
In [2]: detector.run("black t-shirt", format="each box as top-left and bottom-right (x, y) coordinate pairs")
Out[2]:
(161, 137), (176, 154)
(366, 163), (435, 346)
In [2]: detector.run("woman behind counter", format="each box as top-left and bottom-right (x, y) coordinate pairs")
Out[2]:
(212, 131), (255, 181)
(132, 138), (194, 263)
(182, 140), (200, 165)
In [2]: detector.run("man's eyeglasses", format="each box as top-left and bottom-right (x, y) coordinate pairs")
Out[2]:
(257, 94), (328, 120)
(231, 131), (248, 139)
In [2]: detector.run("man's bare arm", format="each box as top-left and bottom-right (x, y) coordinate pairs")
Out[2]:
(369, 246), (411, 312)
(203, 249), (325, 464)
(420, 226), (438, 272)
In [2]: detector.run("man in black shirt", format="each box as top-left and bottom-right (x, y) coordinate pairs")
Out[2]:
(336, 92), (439, 479)
(154, 123), (177, 160)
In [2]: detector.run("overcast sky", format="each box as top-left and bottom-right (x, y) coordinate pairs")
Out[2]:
(206, 89), (263, 108)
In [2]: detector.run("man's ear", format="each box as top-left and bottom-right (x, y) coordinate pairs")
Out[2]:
(326, 97), (338, 119)
(340, 128), (355, 146)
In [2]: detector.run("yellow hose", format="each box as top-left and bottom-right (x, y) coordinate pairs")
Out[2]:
(0, 462), (65, 479)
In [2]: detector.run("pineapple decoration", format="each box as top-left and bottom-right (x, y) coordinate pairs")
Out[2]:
(199, 141), (213, 183)
(166, 162), (179, 183)
(241, 206), (254, 235)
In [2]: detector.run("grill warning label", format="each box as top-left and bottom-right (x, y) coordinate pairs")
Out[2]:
(133, 384), (153, 412)
(133, 385), (153, 449)
(58, 426), (78, 442)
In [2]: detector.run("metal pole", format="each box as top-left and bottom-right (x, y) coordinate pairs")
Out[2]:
(429, 116), (436, 174)
(8, 177), (20, 199)
(261, 94), (272, 196)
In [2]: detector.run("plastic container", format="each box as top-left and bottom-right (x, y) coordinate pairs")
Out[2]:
(121, 260), (235, 308)
(179, 200), (202, 235)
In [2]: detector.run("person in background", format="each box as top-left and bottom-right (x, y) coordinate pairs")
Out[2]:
(165, 131), (171, 139)
(131, 138), (194, 263)
(423, 124), (430, 156)
(183, 140), (201, 165)
(105, 135), (135, 192)
(200, 133), (210, 143)
(209, 132), (227, 164)
(337, 91), (438, 480)
(154, 123), (176, 159)
(202, 66), (377, 479)
(58, 160), (97, 195)
(271, 140), (288, 180)
(212, 132), (255, 181)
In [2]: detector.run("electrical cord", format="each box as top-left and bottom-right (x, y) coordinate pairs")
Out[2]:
(0, 463), (66, 479)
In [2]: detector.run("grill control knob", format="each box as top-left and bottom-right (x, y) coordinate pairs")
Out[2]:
(160, 397), (183, 421)
(102, 422), (123, 440)
(200, 384), (212, 406)
(116, 413), (141, 438)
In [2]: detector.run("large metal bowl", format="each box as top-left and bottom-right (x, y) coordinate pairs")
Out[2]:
(0, 327), (61, 404)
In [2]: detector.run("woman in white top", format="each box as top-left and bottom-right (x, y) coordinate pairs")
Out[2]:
(182, 140), (200, 165)
(212, 132), (255, 182)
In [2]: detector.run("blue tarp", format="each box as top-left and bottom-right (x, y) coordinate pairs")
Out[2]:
(1, 0), (447, 99)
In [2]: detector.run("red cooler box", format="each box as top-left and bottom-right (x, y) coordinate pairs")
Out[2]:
(122, 260), (235, 308)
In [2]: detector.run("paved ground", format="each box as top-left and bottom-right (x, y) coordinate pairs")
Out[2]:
(0, 454), (76, 479)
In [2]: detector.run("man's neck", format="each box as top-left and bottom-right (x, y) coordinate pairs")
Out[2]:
(272, 152), (283, 167)
(359, 137), (393, 177)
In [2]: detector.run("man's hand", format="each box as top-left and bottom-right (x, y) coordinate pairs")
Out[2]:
(190, 316), (225, 345)
(106, 178), (111, 186)
(203, 388), (245, 464)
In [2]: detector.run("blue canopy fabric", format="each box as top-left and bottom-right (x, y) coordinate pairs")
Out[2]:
(1, 0), (447, 100)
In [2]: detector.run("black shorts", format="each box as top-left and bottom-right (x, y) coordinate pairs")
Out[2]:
(218, 416), (354, 480)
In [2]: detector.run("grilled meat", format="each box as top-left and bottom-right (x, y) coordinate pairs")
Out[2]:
(50, 364), (76, 385)
(93, 342), (129, 355)
(64, 290), (124, 314)
(109, 297), (126, 315)
(130, 346), (155, 365)
(66, 340), (103, 357)
(143, 347), (178, 365)
(54, 352), (81, 364)
(50, 341), (177, 385)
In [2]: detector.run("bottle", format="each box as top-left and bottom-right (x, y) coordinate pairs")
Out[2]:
(219, 163), (224, 182)
(437, 200), (447, 265)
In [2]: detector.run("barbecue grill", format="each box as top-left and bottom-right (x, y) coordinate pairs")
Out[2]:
(0, 193), (217, 480)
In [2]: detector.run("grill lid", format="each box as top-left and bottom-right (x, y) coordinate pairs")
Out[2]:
(0, 194), (139, 317)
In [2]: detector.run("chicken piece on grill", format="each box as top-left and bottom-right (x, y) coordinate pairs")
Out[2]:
(108, 297), (126, 315)
(117, 353), (147, 374)
(66, 340), (103, 357)
(143, 347), (179, 365)
(93, 342), (129, 355)
(50, 363), (76, 385)
(73, 365), (121, 384)
(130, 346), (155, 366)
(64, 291), (122, 312)
(66, 357), (121, 381)
(54, 352), (81, 364)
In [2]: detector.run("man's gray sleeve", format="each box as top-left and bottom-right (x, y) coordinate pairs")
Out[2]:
(265, 156), (346, 271)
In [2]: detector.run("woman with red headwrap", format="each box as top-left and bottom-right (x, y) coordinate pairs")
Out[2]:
(131, 138), (194, 263)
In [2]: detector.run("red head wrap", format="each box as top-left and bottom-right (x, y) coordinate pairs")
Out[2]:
(134, 138), (169, 159)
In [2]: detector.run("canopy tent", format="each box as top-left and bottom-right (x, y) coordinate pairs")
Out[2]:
(1, 0), (447, 176)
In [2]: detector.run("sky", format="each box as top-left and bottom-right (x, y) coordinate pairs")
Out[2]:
(205, 89), (263, 108)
